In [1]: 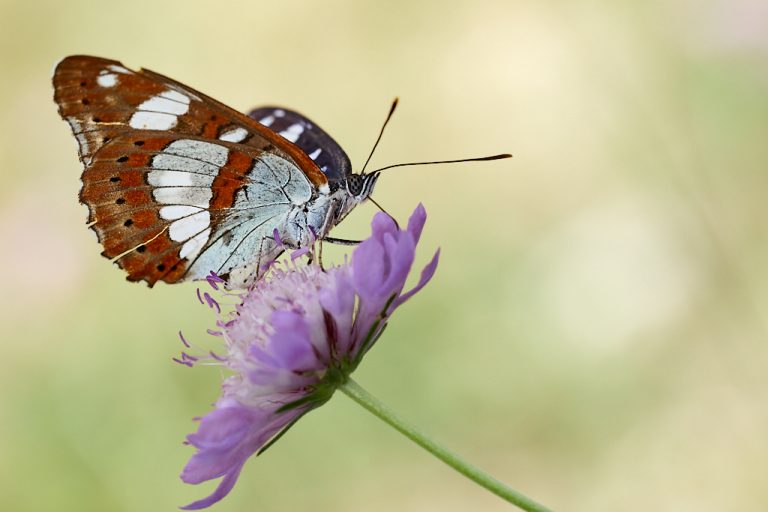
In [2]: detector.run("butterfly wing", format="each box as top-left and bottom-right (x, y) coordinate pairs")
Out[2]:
(249, 107), (352, 182)
(54, 55), (326, 286)
(78, 132), (319, 286)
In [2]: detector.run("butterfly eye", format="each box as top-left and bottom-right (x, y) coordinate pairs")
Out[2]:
(346, 175), (364, 196)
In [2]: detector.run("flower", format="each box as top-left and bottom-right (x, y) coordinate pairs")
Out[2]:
(178, 204), (439, 509)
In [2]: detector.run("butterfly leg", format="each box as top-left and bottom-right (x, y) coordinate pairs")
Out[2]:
(323, 237), (362, 246)
(253, 235), (277, 282)
(316, 240), (326, 271)
(305, 225), (318, 266)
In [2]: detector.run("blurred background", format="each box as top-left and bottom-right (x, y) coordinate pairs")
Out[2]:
(1, 0), (767, 510)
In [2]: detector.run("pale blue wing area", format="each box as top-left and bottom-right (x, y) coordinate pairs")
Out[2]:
(185, 154), (313, 285)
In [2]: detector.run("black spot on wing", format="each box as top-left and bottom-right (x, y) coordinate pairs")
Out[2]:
(247, 106), (352, 182)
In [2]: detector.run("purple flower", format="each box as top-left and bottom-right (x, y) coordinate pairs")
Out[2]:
(178, 204), (439, 509)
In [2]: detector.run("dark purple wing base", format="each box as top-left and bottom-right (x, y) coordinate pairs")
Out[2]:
(248, 107), (352, 182)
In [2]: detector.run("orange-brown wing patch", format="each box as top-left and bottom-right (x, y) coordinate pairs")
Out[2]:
(210, 150), (253, 209)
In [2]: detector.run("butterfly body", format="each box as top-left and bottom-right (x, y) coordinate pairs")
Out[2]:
(54, 56), (377, 287)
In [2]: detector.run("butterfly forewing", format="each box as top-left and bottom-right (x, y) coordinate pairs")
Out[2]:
(54, 56), (325, 182)
(54, 55), (328, 286)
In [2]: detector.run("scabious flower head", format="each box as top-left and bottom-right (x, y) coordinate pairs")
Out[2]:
(178, 204), (439, 509)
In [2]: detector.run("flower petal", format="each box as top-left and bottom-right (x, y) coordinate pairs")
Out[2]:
(351, 236), (387, 301)
(393, 249), (440, 309)
(370, 211), (398, 241)
(319, 269), (356, 354)
(181, 404), (263, 484)
(267, 311), (321, 370)
(353, 228), (415, 305)
(406, 203), (427, 244)
(180, 461), (246, 510)
(181, 402), (303, 509)
(380, 230), (416, 295)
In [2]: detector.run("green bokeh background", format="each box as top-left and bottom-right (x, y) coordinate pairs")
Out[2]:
(2, 1), (767, 510)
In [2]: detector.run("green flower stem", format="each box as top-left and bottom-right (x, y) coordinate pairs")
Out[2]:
(339, 378), (554, 512)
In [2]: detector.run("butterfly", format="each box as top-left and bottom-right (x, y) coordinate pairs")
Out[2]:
(53, 55), (510, 288)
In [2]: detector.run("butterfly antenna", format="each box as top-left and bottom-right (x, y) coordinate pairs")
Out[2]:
(368, 196), (400, 229)
(360, 97), (399, 175)
(371, 153), (512, 174)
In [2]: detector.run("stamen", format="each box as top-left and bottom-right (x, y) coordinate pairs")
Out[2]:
(173, 357), (193, 367)
(272, 228), (283, 248)
(203, 292), (221, 314)
(209, 351), (227, 362)
(206, 271), (225, 290)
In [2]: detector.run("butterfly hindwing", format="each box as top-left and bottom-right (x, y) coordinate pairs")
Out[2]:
(77, 131), (320, 286)
(249, 107), (352, 182)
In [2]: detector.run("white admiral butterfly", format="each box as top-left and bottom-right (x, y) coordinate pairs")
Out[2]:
(53, 55), (509, 287)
